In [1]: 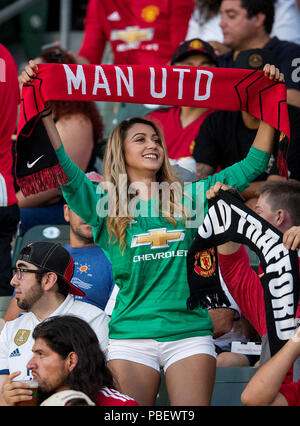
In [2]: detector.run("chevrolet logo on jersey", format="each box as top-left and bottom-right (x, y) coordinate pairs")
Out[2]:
(111, 26), (153, 44)
(131, 228), (185, 249)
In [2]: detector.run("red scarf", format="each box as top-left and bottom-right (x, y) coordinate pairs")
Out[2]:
(17, 64), (290, 195)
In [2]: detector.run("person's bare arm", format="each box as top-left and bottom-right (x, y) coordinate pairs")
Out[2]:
(208, 41), (230, 56)
(241, 328), (300, 406)
(0, 375), (8, 397)
(209, 308), (235, 338)
(3, 296), (24, 322)
(196, 162), (215, 180)
(56, 114), (94, 171)
(241, 181), (264, 201)
(16, 188), (62, 208)
(75, 56), (91, 65)
(287, 89), (300, 108)
(283, 226), (300, 250)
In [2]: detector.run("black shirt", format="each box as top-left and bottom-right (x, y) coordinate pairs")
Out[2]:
(193, 105), (300, 181)
(218, 37), (300, 91)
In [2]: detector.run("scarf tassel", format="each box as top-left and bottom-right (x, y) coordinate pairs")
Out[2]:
(187, 289), (231, 311)
(17, 164), (69, 197)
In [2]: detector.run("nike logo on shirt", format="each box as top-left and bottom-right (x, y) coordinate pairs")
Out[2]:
(107, 11), (120, 21)
(27, 155), (44, 169)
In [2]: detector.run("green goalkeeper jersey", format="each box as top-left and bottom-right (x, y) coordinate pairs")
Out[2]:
(56, 145), (270, 341)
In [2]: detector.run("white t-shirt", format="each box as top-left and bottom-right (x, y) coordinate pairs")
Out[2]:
(0, 295), (109, 381)
(186, 1), (300, 45)
(186, 8), (223, 42)
(271, 0), (300, 44)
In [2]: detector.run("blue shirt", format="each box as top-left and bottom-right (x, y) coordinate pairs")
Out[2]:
(65, 244), (114, 311)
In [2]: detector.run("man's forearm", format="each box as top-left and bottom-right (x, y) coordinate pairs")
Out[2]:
(241, 339), (300, 405)
(217, 241), (241, 255)
(252, 121), (275, 153)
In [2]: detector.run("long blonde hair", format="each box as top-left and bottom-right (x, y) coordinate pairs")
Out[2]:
(102, 117), (187, 252)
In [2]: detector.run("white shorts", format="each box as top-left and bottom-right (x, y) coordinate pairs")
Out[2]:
(106, 336), (216, 373)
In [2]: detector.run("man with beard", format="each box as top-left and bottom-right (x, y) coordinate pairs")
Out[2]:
(218, 0), (300, 108)
(2, 202), (114, 326)
(0, 316), (137, 406)
(63, 204), (114, 311)
(0, 242), (109, 397)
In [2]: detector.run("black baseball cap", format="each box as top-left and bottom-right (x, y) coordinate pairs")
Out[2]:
(171, 38), (218, 66)
(18, 242), (85, 297)
(234, 48), (279, 70)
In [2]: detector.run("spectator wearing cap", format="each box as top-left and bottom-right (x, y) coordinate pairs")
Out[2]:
(0, 242), (109, 397)
(146, 38), (217, 180)
(218, 0), (300, 108)
(193, 48), (300, 209)
(2, 171), (114, 327)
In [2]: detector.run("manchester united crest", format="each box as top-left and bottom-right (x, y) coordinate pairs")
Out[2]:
(14, 329), (31, 346)
(141, 5), (160, 23)
(189, 40), (203, 50)
(279, 132), (286, 142)
(194, 248), (216, 277)
(189, 140), (195, 154)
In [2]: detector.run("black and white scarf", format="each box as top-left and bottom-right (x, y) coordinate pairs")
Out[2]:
(187, 189), (299, 356)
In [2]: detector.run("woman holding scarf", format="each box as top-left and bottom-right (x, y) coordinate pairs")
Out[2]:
(19, 62), (283, 406)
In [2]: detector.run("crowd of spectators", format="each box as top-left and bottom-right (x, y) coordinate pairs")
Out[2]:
(0, 0), (300, 407)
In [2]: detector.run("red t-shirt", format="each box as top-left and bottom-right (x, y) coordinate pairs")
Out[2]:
(219, 245), (300, 385)
(78, 0), (194, 65)
(218, 245), (267, 336)
(95, 387), (139, 406)
(147, 107), (213, 160)
(0, 44), (19, 206)
(218, 245), (300, 337)
(280, 381), (300, 406)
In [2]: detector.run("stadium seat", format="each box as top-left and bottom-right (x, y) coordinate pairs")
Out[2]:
(155, 366), (258, 406)
(0, 296), (13, 319)
(211, 366), (258, 406)
(245, 246), (260, 271)
(11, 224), (70, 267)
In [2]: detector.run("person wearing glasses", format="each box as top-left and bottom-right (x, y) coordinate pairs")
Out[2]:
(0, 241), (109, 399)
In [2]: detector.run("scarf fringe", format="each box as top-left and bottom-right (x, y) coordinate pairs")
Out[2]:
(277, 151), (289, 179)
(187, 289), (231, 311)
(277, 133), (289, 179)
(17, 164), (69, 197)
